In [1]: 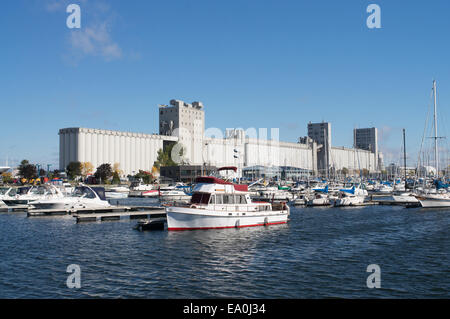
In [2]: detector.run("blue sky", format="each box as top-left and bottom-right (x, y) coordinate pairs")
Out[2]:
(1, 0), (450, 169)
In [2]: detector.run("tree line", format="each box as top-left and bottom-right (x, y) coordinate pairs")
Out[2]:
(2, 144), (185, 185)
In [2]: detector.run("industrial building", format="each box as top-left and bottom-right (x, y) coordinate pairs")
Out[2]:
(59, 99), (383, 179)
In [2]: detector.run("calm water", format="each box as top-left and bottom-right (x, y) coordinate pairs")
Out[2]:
(0, 199), (448, 298)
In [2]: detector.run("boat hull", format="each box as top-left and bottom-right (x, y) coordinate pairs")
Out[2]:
(419, 199), (450, 208)
(105, 192), (129, 199)
(160, 195), (192, 201)
(392, 195), (419, 204)
(166, 207), (289, 231)
(306, 199), (330, 206)
(334, 196), (365, 207)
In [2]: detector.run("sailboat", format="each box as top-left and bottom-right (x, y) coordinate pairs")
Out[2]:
(415, 80), (450, 208)
(334, 183), (368, 206)
(392, 129), (419, 204)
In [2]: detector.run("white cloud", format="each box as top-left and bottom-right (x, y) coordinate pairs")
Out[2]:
(44, 0), (66, 12)
(69, 23), (123, 61)
(44, 0), (125, 63)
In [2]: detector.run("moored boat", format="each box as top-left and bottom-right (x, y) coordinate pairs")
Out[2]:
(28, 185), (111, 211)
(334, 184), (368, 207)
(166, 167), (289, 231)
(416, 192), (450, 208)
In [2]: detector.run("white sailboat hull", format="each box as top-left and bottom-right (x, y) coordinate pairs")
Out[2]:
(306, 198), (330, 206)
(392, 195), (419, 203)
(334, 196), (365, 207)
(105, 192), (129, 199)
(419, 198), (450, 208)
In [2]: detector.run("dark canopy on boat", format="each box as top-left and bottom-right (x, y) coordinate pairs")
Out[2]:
(218, 166), (237, 172)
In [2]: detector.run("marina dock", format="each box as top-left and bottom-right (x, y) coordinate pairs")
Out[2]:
(74, 208), (166, 223)
(0, 205), (29, 213)
(26, 204), (166, 222)
(27, 205), (131, 217)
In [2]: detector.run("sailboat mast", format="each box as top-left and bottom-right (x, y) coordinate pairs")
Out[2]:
(403, 128), (407, 191)
(433, 80), (439, 177)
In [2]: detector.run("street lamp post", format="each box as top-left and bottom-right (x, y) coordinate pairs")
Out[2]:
(202, 142), (209, 176)
(234, 148), (240, 182)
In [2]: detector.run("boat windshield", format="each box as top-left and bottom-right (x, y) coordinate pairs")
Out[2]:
(29, 186), (50, 195)
(72, 187), (97, 199)
(191, 193), (211, 204)
(0, 187), (10, 195)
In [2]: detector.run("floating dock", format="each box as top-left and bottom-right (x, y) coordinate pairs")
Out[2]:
(26, 204), (166, 222)
(73, 206), (166, 223)
(0, 205), (29, 213)
(27, 205), (131, 217)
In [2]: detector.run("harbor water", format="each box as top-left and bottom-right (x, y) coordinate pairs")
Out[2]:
(0, 198), (448, 298)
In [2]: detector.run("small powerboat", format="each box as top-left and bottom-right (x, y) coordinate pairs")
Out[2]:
(28, 185), (111, 211)
(135, 218), (166, 231)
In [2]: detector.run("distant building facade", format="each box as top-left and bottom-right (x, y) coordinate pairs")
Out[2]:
(59, 99), (383, 179)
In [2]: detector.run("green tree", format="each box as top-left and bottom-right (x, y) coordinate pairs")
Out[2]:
(66, 161), (82, 180)
(94, 163), (113, 184)
(153, 143), (185, 169)
(341, 167), (349, 177)
(50, 169), (61, 179)
(1, 172), (13, 184)
(135, 170), (153, 184)
(111, 171), (121, 185)
(18, 160), (37, 180)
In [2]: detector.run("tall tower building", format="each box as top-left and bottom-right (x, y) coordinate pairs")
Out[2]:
(354, 127), (378, 169)
(159, 99), (205, 165)
(308, 122), (331, 176)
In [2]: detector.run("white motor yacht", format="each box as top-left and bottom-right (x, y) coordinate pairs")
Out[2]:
(251, 185), (295, 202)
(28, 185), (111, 211)
(166, 170), (289, 231)
(0, 187), (14, 202)
(105, 185), (130, 199)
(130, 181), (154, 191)
(3, 185), (64, 206)
(159, 184), (192, 202)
